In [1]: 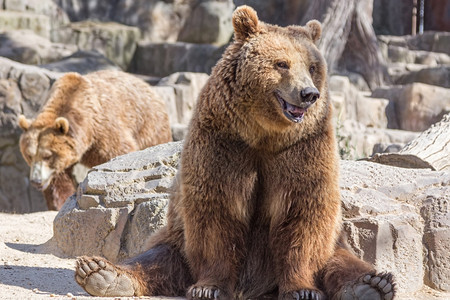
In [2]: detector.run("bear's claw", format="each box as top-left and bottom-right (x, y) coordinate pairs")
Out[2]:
(75, 256), (136, 297)
(336, 272), (396, 300)
(188, 285), (221, 299)
(281, 289), (324, 300)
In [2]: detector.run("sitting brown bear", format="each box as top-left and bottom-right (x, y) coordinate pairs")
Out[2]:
(18, 70), (172, 210)
(74, 6), (395, 300)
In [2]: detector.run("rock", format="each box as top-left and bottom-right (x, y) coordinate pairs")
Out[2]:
(0, 57), (61, 126)
(330, 76), (388, 128)
(0, 58), (62, 213)
(52, 21), (141, 70)
(366, 113), (450, 172)
(382, 45), (450, 66)
(336, 120), (418, 159)
(0, 10), (51, 39)
(0, 30), (77, 65)
(378, 32), (450, 55)
(53, 141), (183, 261)
(420, 190), (450, 291)
(40, 50), (120, 74)
(52, 141), (450, 296)
(129, 42), (223, 77)
(0, 79), (22, 135)
(372, 83), (450, 132)
(178, 1), (234, 46)
(393, 66), (450, 88)
(53, 195), (133, 262)
(156, 72), (210, 125)
(1, 0), (70, 40)
(340, 160), (450, 293)
(54, 0), (190, 42)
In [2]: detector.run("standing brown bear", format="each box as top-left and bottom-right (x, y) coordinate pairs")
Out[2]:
(75, 6), (395, 300)
(18, 70), (172, 210)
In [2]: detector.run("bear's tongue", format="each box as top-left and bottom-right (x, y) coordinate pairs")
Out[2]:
(282, 100), (306, 123)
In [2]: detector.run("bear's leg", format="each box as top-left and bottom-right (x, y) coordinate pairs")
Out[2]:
(75, 243), (193, 297)
(320, 248), (396, 300)
(184, 212), (249, 300)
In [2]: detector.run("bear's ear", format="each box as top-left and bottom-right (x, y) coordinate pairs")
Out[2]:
(306, 20), (322, 43)
(18, 115), (31, 131)
(54, 117), (70, 135)
(232, 5), (260, 41)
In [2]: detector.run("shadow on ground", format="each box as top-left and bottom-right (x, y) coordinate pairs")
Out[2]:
(5, 238), (69, 258)
(0, 265), (87, 296)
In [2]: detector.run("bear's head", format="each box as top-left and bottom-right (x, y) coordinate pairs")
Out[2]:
(18, 114), (77, 191)
(230, 6), (328, 132)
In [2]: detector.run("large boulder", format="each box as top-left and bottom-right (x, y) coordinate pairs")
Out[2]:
(53, 0), (190, 42)
(340, 160), (450, 293)
(378, 32), (450, 56)
(0, 10), (51, 39)
(52, 21), (141, 70)
(177, 1), (234, 46)
(329, 76), (389, 128)
(372, 83), (450, 132)
(0, 0), (69, 40)
(336, 120), (418, 159)
(155, 72), (209, 125)
(52, 141), (450, 297)
(329, 76), (419, 159)
(39, 50), (120, 74)
(129, 41), (223, 77)
(53, 142), (183, 261)
(0, 58), (62, 213)
(393, 66), (450, 88)
(367, 113), (450, 172)
(0, 30), (76, 65)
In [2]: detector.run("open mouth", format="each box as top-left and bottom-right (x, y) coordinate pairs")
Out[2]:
(275, 93), (307, 123)
(31, 178), (52, 191)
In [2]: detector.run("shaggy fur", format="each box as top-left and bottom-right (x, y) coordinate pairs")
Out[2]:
(18, 70), (172, 210)
(75, 6), (395, 300)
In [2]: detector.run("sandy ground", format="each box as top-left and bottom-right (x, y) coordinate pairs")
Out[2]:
(0, 211), (448, 300)
(0, 211), (180, 300)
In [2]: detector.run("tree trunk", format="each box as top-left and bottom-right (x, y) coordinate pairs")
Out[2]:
(301, 0), (387, 89)
(367, 113), (450, 171)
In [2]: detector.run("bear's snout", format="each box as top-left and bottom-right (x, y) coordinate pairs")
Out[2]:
(30, 161), (54, 191)
(300, 87), (320, 105)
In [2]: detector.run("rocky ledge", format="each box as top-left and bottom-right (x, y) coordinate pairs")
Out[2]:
(52, 140), (449, 298)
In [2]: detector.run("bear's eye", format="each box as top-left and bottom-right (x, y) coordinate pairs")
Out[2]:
(41, 151), (52, 161)
(276, 61), (289, 69)
(309, 65), (316, 75)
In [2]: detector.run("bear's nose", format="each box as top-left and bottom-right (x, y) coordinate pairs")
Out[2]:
(300, 87), (320, 104)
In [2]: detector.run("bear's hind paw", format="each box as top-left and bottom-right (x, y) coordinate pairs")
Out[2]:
(75, 256), (136, 297)
(336, 272), (396, 300)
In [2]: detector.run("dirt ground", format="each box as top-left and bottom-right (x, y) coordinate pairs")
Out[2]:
(0, 211), (180, 300)
(0, 211), (448, 300)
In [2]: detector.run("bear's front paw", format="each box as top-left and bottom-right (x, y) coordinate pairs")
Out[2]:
(188, 285), (222, 300)
(280, 289), (324, 300)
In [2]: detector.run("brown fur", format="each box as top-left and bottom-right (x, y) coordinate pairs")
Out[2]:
(19, 70), (172, 210)
(76, 6), (393, 300)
